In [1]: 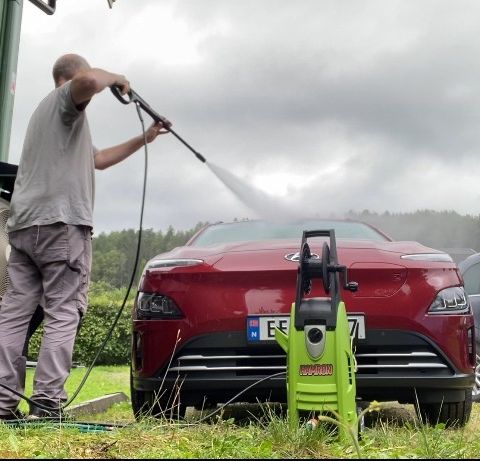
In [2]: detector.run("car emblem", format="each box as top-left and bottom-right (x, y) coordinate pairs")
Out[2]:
(284, 252), (320, 262)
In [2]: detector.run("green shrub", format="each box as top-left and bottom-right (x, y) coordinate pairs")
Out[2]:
(27, 283), (134, 366)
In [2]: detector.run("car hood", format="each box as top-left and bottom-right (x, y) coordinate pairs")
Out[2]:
(147, 238), (451, 271)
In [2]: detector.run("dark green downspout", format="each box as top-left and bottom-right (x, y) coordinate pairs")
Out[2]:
(0, 0), (23, 164)
(0, 0), (22, 197)
(0, 0), (23, 163)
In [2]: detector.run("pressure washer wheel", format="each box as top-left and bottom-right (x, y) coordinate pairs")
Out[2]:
(300, 242), (313, 295)
(298, 241), (334, 295)
(321, 241), (331, 294)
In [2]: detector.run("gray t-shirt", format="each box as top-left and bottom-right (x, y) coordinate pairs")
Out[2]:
(7, 81), (96, 232)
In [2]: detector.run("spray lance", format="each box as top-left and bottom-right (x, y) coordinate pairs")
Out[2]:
(110, 85), (207, 163)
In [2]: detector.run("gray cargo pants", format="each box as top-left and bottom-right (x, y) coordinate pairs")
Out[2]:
(0, 223), (91, 415)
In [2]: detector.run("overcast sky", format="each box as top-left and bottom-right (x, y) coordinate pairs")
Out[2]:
(10, 0), (480, 234)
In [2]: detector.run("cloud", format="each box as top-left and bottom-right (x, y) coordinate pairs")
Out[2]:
(9, 0), (480, 234)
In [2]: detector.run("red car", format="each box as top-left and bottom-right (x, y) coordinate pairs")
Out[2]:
(130, 219), (475, 426)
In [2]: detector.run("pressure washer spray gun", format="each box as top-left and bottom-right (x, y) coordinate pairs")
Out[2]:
(110, 85), (207, 164)
(275, 229), (360, 440)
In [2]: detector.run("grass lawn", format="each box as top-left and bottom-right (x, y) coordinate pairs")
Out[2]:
(2, 365), (480, 458)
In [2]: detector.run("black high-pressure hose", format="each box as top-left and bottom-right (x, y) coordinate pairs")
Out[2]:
(0, 88), (161, 411)
(0, 87), (281, 427)
(0, 86), (208, 418)
(0, 91), (152, 417)
(53, 88), (205, 412)
(0, 86), (209, 417)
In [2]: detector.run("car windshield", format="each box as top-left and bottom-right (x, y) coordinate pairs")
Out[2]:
(190, 219), (389, 246)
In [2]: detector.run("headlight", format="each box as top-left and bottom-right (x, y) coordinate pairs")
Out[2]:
(146, 258), (203, 269)
(428, 287), (470, 315)
(401, 253), (453, 262)
(136, 293), (183, 319)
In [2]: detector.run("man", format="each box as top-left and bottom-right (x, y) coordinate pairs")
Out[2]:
(0, 53), (170, 420)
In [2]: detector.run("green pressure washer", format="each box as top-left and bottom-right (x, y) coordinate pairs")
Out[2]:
(275, 229), (359, 440)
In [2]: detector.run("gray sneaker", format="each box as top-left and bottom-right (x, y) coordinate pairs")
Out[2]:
(28, 399), (69, 421)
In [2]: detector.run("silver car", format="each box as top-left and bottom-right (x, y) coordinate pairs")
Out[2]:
(459, 253), (480, 402)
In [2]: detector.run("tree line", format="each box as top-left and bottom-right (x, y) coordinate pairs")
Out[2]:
(91, 222), (206, 289)
(91, 210), (480, 289)
(346, 209), (480, 251)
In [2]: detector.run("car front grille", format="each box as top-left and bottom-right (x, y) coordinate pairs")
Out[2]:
(165, 335), (452, 379)
(169, 351), (286, 376)
(355, 348), (449, 375)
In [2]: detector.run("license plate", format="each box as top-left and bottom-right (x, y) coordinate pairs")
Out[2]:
(247, 314), (366, 342)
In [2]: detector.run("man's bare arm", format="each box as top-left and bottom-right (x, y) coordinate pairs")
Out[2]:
(70, 68), (130, 107)
(94, 122), (168, 170)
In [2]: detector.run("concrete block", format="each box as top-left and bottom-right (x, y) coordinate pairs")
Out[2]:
(65, 392), (128, 417)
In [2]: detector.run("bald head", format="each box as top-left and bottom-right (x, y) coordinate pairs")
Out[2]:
(52, 54), (90, 87)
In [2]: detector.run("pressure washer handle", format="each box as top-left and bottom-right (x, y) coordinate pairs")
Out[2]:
(110, 85), (131, 105)
(110, 86), (171, 129)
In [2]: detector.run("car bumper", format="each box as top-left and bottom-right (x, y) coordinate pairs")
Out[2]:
(132, 329), (474, 405)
